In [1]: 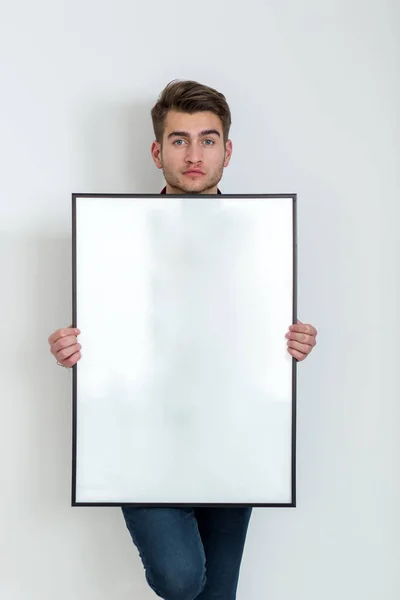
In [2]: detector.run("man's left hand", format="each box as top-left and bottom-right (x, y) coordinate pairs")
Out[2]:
(285, 320), (318, 362)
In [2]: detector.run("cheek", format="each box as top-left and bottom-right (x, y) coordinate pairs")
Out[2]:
(206, 147), (225, 165)
(162, 149), (180, 168)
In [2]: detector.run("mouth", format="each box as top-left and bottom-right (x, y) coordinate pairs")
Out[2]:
(184, 170), (205, 176)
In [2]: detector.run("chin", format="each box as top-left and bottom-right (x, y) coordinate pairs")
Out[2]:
(185, 185), (206, 193)
(175, 183), (204, 194)
(165, 173), (219, 194)
(182, 179), (215, 194)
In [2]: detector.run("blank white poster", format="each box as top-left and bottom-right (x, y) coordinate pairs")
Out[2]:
(73, 194), (296, 505)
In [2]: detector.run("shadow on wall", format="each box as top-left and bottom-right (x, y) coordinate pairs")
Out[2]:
(0, 231), (155, 599)
(24, 99), (164, 598)
(76, 98), (165, 193)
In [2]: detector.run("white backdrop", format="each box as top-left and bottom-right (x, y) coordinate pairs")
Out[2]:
(1, 1), (399, 599)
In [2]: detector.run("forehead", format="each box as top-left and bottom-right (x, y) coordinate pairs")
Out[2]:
(163, 110), (223, 136)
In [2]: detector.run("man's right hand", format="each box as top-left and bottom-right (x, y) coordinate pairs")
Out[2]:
(48, 327), (82, 368)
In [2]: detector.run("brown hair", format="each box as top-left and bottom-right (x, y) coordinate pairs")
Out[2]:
(151, 79), (232, 144)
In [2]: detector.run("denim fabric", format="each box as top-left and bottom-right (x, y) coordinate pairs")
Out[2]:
(122, 506), (252, 600)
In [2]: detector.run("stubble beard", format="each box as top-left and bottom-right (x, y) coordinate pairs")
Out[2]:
(161, 158), (225, 195)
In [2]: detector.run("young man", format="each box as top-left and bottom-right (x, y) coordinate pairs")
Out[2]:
(48, 80), (318, 600)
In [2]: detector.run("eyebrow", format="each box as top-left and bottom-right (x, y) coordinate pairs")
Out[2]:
(167, 129), (221, 140)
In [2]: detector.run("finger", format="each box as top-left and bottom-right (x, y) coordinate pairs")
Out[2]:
(287, 339), (312, 355)
(287, 347), (305, 361)
(56, 343), (82, 362)
(289, 323), (317, 337)
(48, 327), (80, 345)
(51, 334), (80, 354)
(286, 331), (316, 347)
(59, 351), (81, 368)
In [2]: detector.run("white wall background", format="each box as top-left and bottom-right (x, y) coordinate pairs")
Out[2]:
(1, 1), (399, 598)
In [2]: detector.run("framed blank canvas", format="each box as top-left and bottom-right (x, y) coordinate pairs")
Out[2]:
(72, 193), (297, 507)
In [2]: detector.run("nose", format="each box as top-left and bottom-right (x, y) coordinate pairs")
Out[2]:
(185, 142), (203, 164)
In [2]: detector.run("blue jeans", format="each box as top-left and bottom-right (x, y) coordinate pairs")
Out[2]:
(121, 506), (252, 600)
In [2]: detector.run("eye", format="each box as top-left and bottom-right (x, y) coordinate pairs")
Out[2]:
(203, 139), (215, 145)
(173, 139), (186, 146)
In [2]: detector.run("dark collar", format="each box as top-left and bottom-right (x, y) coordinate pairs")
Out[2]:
(160, 186), (222, 194)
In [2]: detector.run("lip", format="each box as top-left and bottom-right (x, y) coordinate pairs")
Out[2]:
(184, 170), (205, 176)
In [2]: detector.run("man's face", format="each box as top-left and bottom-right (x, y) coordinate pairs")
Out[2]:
(151, 110), (232, 194)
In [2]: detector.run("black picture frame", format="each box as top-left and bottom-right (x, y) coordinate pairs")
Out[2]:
(71, 193), (297, 508)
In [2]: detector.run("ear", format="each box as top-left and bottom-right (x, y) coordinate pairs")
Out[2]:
(224, 139), (233, 167)
(151, 141), (163, 169)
